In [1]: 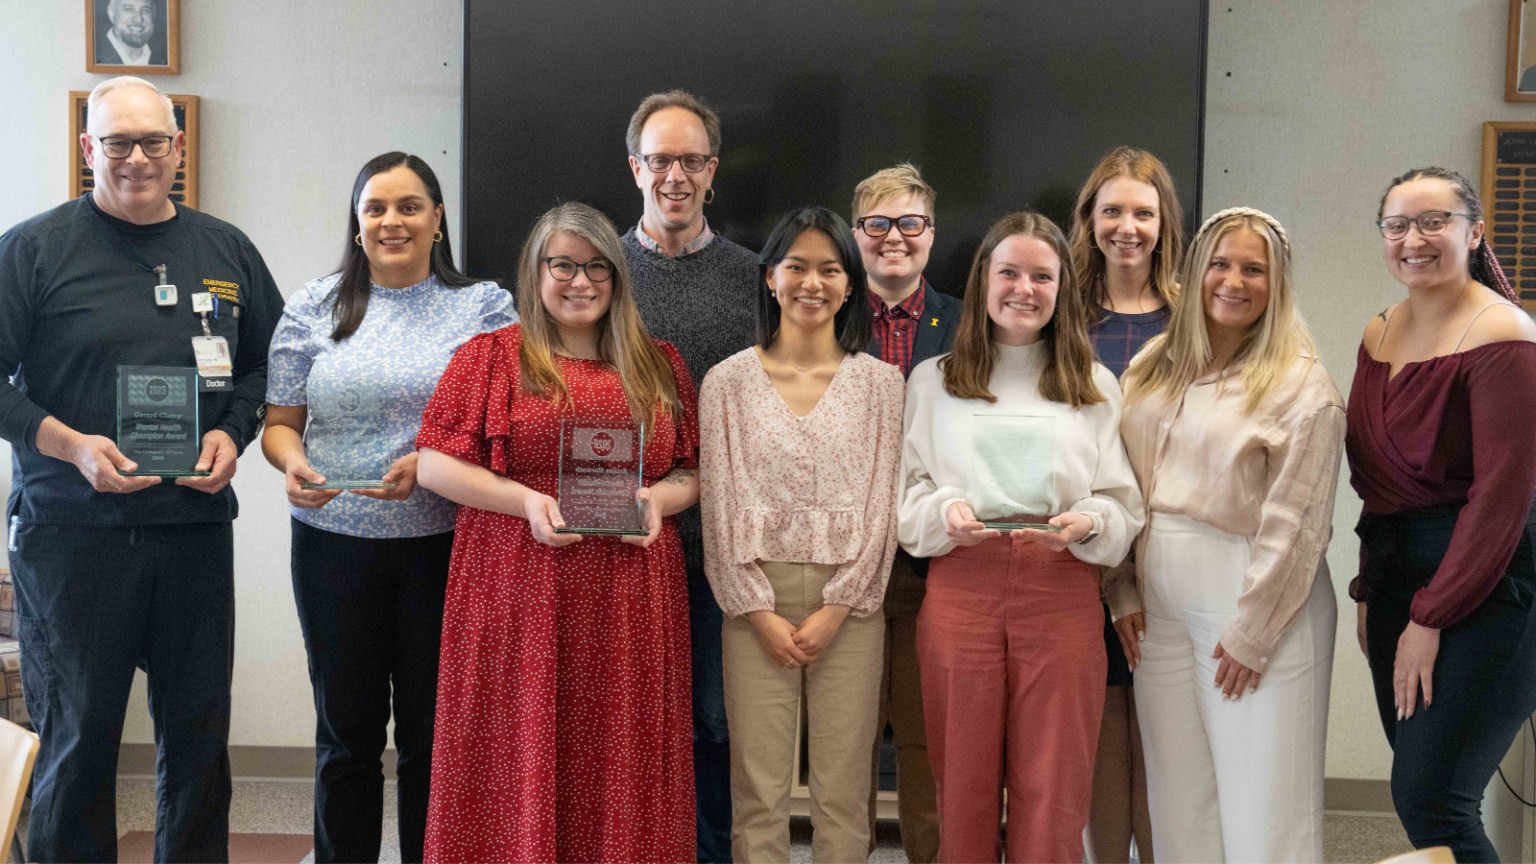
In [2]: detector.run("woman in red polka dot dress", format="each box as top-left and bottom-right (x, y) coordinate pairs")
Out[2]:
(415, 202), (700, 863)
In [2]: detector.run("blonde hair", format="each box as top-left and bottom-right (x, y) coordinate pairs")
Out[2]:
(941, 212), (1104, 407)
(851, 163), (937, 221)
(1123, 207), (1314, 414)
(514, 203), (683, 429)
(87, 76), (178, 136)
(1067, 146), (1184, 319)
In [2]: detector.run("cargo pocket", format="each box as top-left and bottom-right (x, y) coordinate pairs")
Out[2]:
(16, 614), (52, 729)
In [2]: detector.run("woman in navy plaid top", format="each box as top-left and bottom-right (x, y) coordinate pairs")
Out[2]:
(1066, 145), (1186, 864)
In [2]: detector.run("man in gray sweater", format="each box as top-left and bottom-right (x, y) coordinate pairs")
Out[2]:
(621, 90), (758, 864)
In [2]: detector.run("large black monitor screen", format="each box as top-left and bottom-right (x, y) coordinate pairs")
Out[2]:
(463, 1), (1206, 294)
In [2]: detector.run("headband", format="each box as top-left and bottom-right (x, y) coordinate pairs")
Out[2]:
(1196, 206), (1291, 255)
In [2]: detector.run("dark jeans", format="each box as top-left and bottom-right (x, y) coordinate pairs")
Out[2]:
(290, 519), (453, 864)
(9, 521), (234, 863)
(689, 563), (732, 863)
(1359, 504), (1536, 863)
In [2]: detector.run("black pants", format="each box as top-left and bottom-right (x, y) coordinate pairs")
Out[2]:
(1360, 504), (1536, 863)
(688, 561), (732, 863)
(9, 521), (234, 863)
(291, 519), (453, 864)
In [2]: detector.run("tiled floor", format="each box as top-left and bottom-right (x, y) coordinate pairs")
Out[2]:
(14, 777), (1416, 863)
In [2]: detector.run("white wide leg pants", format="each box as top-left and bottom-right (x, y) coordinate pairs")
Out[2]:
(1136, 513), (1335, 863)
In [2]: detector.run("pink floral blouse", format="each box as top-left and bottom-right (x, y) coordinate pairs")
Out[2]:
(699, 348), (906, 618)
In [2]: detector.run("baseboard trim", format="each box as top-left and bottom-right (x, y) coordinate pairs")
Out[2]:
(117, 743), (1393, 815)
(1324, 777), (1395, 815)
(117, 744), (398, 780)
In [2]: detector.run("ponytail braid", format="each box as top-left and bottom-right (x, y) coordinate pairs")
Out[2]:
(1472, 239), (1519, 304)
(1379, 166), (1520, 304)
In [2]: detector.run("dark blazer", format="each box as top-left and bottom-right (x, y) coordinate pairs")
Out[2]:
(864, 280), (962, 376)
(868, 280), (961, 578)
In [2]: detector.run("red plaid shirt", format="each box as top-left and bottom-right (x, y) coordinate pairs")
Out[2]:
(869, 282), (927, 375)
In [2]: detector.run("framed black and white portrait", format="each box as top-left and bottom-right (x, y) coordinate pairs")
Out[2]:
(85, 0), (180, 75)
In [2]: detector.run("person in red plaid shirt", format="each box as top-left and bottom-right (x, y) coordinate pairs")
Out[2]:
(850, 163), (959, 863)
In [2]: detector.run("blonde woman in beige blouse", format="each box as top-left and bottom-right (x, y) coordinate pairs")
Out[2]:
(1112, 208), (1344, 863)
(699, 207), (905, 864)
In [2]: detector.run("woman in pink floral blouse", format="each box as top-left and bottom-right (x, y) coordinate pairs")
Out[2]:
(699, 206), (905, 863)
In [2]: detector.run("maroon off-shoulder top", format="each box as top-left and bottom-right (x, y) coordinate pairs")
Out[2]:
(1345, 340), (1536, 628)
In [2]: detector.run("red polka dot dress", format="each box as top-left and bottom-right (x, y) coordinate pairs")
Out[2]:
(416, 324), (698, 863)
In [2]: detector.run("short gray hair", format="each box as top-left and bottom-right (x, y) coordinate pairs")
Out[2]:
(625, 90), (721, 157)
(86, 76), (178, 136)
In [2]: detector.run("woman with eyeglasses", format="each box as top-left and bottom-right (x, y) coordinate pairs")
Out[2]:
(261, 152), (514, 863)
(700, 207), (903, 863)
(414, 202), (699, 863)
(1347, 167), (1536, 861)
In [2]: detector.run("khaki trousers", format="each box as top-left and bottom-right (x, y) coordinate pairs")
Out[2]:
(723, 561), (885, 864)
(867, 554), (939, 863)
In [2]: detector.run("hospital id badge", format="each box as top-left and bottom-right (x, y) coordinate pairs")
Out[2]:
(191, 335), (233, 392)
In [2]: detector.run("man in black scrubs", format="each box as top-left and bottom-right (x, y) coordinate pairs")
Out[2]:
(0, 76), (281, 862)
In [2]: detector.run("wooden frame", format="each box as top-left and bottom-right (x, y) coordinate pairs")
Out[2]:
(1480, 121), (1536, 310)
(70, 90), (199, 209)
(1509, 0), (1536, 101)
(85, 0), (180, 75)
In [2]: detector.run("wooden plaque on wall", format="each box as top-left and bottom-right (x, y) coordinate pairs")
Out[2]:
(1481, 121), (1536, 310)
(69, 90), (198, 209)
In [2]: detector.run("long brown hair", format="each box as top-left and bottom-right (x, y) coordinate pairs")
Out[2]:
(331, 152), (479, 341)
(941, 212), (1104, 407)
(1068, 146), (1185, 321)
(514, 203), (682, 428)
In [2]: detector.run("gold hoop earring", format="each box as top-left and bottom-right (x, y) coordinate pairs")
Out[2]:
(433, 231), (444, 243)
(704, 188), (715, 204)
(354, 234), (362, 246)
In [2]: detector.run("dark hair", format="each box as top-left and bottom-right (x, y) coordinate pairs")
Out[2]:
(756, 207), (871, 354)
(626, 90), (722, 157)
(330, 152), (480, 341)
(1377, 166), (1516, 303)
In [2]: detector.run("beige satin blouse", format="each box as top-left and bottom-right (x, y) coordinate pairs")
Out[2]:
(1107, 356), (1346, 671)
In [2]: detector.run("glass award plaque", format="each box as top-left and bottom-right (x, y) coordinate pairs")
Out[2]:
(302, 382), (396, 490)
(555, 419), (646, 536)
(970, 414), (1058, 531)
(116, 366), (210, 477)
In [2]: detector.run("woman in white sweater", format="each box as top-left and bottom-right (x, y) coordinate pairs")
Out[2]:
(899, 211), (1144, 864)
(699, 206), (906, 863)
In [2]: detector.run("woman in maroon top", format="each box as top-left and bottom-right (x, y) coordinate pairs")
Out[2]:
(1347, 166), (1536, 862)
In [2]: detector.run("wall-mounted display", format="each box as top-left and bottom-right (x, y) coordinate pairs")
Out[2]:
(1508, 0), (1536, 101)
(1480, 121), (1536, 309)
(70, 90), (199, 209)
(85, 0), (180, 75)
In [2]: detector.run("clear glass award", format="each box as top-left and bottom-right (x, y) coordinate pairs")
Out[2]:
(116, 366), (210, 477)
(300, 382), (398, 491)
(555, 419), (647, 536)
(970, 414), (1062, 531)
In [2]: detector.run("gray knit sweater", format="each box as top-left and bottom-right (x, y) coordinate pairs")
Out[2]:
(622, 228), (760, 579)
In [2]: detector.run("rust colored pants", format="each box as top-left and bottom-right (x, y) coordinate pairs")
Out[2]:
(917, 534), (1107, 864)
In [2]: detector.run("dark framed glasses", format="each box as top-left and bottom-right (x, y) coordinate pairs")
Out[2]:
(1376, 210), (1472, 240)
(544, 256), (613, 282)
(95, 135), (175, 159)
(857, 214), (932, 237)
(637, 153), (713, 173)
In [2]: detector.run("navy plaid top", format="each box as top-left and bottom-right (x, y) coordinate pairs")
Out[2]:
(1088, 306), (1171, 380)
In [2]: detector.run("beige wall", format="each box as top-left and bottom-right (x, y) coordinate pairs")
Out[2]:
(2, 0), (1533, 782)
(1204, 0), (1536, 780)
(0, 0), (463, 747)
